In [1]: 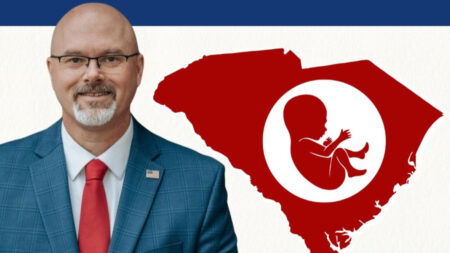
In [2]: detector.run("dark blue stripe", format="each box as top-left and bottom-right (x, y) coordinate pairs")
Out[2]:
(1, 0), (449, 25)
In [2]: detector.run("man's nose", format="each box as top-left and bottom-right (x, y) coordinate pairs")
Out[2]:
(83, 59), (104, 83)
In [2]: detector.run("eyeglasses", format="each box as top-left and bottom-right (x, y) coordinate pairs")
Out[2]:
(50, 52), (140, 71)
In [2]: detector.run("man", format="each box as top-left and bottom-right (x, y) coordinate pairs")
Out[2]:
(0, 3), (237, 253)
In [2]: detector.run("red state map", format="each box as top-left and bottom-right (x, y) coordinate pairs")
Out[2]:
(154, 49), (441, 252)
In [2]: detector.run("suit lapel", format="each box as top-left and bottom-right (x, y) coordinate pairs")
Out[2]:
(109, 119), (165, 253)
(29, 120), (79, 253)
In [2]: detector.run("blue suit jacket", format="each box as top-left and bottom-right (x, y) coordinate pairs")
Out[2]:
(0, 118), (237, 252)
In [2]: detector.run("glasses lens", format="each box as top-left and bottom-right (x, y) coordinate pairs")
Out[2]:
(98, 55), (126, 68)
(60, 56), (88, 68)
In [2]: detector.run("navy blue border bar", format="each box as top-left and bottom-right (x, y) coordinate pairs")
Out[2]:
(0, 0), (449, 25)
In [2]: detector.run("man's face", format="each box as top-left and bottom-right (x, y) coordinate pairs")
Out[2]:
(47, 11), (143, 127)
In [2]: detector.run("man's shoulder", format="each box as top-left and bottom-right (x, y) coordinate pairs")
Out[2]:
(136, 122), (223, 172)
(0, 132), (41, 167)
(152, 131), (223, 170)
(0, 122), (59, 162)
(0, 130), (41, 153)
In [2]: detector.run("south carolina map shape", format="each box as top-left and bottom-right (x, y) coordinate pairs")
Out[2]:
(154, 49), (442, 252)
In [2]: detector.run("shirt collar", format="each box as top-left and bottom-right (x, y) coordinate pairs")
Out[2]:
(61, 120), (134, 181)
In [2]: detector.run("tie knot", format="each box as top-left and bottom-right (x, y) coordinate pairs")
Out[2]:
(85, 159), (108, 181)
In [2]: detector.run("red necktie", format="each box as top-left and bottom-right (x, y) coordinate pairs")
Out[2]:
(78, 159), (110, 253)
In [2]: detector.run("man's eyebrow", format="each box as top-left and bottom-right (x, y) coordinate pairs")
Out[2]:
(57, 49), (126, 56)
(103, 49), (125, 54)
(58, 50), (83, 55)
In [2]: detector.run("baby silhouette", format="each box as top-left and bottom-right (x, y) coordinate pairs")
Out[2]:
(283, 95), (369, 190)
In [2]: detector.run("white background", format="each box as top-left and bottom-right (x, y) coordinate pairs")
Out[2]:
(0, 27), (449, 252)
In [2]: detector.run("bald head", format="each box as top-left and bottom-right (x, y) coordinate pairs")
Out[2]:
(51, 3), (138, 54)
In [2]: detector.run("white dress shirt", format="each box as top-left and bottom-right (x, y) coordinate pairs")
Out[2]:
(61, 120), (133, 237)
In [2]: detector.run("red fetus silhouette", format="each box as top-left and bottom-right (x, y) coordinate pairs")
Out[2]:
(284, 95), (368, 190)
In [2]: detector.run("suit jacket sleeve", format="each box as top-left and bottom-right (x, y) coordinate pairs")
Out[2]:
(197, 164), (238, 252)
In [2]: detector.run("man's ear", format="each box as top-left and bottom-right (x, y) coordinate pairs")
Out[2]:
(47, 57), (53, 73)
(136, 54), (144, 87)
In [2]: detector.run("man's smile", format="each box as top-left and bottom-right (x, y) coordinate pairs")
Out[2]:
(76, 91), (115, 107)
(78, 91), (113, 97)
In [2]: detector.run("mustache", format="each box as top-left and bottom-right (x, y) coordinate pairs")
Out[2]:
(73, 83), (116, 99)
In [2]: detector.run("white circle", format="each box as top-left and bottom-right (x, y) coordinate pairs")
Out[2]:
(263, 80), (386, 203)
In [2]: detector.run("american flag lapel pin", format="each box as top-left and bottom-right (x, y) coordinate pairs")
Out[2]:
(146, 169), (160, 179)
